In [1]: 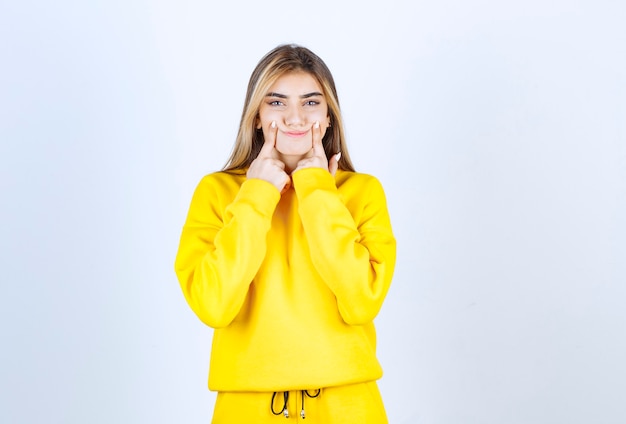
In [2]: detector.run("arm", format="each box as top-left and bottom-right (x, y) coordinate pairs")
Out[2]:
(174, 174), (280, 328)
(292, 168), (396, 325)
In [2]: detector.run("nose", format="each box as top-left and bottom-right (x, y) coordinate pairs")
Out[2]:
(284, 105), (305, 127)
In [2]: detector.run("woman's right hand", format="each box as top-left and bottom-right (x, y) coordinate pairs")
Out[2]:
(247, 121), (291, 194)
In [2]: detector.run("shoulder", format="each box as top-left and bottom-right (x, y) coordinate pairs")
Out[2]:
(335, 170), (389, 209)
(189, 171), (247, 206)
(200, 170), (246, 184)
(336, 170), (385, 192)
(196, 170), (246, 191)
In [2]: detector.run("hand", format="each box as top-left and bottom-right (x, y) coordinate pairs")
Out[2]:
(294, 121), (341, 176)
(247, 121), (291, 193)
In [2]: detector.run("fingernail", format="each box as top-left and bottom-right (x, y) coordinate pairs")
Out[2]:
(271, 121), (276, 128)
(314, 121), (320, 129)
(336, 151), (342, 161)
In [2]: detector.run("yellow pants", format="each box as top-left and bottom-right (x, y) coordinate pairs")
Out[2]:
(211, 381), (388, 424)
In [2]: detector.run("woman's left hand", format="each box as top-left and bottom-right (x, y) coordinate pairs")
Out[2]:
(294, 121), (340, 176)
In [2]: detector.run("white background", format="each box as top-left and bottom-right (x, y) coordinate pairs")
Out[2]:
(1, 1), (625, 423)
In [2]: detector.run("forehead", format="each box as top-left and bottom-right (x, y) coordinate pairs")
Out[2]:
(267, 71), (323, 95)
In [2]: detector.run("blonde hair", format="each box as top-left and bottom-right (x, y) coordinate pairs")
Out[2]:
(223, 44), (355, 172)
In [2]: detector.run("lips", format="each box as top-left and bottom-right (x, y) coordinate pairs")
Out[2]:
(283, 130), (308, 138)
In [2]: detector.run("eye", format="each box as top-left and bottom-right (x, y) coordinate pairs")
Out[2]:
(268, 100), (284, 106)
(305, 100), (320, 106)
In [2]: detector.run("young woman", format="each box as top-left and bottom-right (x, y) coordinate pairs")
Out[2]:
(175, 44), (396, 423)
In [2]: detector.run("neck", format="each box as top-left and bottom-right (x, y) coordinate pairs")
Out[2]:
(278, 153), (305, 174)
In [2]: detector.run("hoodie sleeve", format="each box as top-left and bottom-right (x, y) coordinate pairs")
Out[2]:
(292, 168), (396, 325)
(174, 174), (280, 328)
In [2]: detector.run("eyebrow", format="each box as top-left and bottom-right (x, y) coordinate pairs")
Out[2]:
(266, 92), (324, 99)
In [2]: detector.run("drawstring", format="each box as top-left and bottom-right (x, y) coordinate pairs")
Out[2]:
(271, 391), (290, 418)
(270, 390), (321, 419)
(300, 389), (321, 419)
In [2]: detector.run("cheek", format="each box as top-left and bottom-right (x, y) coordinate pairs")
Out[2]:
(309, 110), (330, 126)
(322, 115), (331, 132)
(257, 106), (272, 122)
(258, 111), (280, 128)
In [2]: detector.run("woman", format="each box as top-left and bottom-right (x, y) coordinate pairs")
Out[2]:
(174, 44), (396, 423)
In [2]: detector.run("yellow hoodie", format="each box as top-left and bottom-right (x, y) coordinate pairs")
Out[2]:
(174, 167), (396, 392)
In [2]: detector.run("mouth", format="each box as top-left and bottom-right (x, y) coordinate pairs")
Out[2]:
(283, 130), (309, 138)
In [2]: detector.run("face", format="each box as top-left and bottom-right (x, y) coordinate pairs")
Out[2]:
(257, 71), (330, 158)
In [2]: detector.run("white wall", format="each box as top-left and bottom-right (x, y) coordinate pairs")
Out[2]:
(1, 1), (624, 423)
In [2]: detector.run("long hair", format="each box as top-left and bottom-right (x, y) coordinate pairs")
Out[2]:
(223, 44), (355, 172)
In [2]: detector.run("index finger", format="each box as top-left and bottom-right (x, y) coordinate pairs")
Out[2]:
(258, 120), (278, 157)
(311, 121), (325, 156)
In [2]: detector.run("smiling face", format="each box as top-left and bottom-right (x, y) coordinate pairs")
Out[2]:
(257, 71), (331, 162)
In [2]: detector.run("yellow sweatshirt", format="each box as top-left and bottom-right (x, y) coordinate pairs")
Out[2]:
(174, 167), (396, 392)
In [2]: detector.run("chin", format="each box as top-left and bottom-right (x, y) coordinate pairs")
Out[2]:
(275, 141), (310, 157)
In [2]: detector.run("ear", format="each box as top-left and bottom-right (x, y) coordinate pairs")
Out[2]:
(255, 116), (262, 129)
(326, 115), (331, 128)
